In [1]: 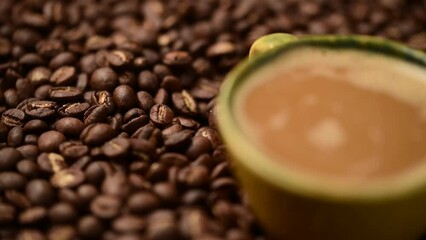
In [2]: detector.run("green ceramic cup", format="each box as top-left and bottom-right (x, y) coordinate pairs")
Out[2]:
(217, 34), (426, 240)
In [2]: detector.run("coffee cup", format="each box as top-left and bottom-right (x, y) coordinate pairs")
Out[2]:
(217, 34), (426, 240)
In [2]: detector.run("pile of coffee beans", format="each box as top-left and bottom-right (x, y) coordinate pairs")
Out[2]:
(0, 0), (425, 239)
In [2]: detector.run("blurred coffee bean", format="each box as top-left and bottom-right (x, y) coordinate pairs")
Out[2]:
(0, 147), (22, 170)
(113, 85), (137, 110)
(26, 179), (55, 206)
(0, 172), (26, 190)
(90, 67), (118, 91)
(80, 123), (116, 145)
(50, 66), (77, 86)
(90, 195), (121, 219)
(127, 192), (160, 214)
(54, 117), (84, 136)
(38, 130), (66, 152)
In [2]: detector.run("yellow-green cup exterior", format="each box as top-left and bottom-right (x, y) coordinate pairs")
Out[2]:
(217, 34), (426, 240)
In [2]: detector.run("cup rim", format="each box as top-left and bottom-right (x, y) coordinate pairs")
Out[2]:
(217, 34), (426, 202)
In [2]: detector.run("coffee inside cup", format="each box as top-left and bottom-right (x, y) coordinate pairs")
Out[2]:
(235, 47), (426, 185)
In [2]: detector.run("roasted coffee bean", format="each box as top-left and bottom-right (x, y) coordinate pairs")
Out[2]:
(49, 86), (82, 102)
(13, 28), (42, 47)
(163, 51), (192, 65)
(19, 206), (47, 224)
(54, 117), (84, 136)
(186, 135), (213, 159)
(86, 35), (113, 50)
(0, 122), (8, 141)
(78, 215), (104, 238)
(138, 71), (159, 94)
(122, 115), (150, 134)
(112, 215), (146, 233)
(5, 190), (31, 209)
(102, 171), (130, 198)
(180, 165), (210, 188)
(164, 129), (193, 149)
(92, 90), (116, 112)
(153, 182), (179, 206)
(34, 84), (53, 100)
(179, 208), (212, 238)
(113, 85), (137, 110)
(190, 78), (220, 100)
(36, 39), (64, 58)
(19, 53), (45, 67)
(50, 66), (77, 86)
(2, 108), (25, 127)
(137, 91), (156, 113)
(85, 161), (106, 185)
(4, 89), (19, 107)
(26, 179), (55, 206)
(182, 189), (208, 206)
(0, 147), (22, 170)
(196, 127), (222, 148)
(102, 137), (130, 158)
(150, 104), (174, 126)
(84, 105), (109, 125)
(51, 169), (85, 188)
(90, 67), (118, 91)
(37, 152), (67, 173)
(23, 119), (48, 134)
(16, 144), (39, 159)
(77, 184), (98, 203)
(81, 123), (116, 145)
(58, 188), (82, 207)
(59, 141), (89, 159)
(127, 192), (160, 214)
(48, 202), (77, 224)
(38, 130), (66, 152)
(162, 124), (183, 137)
(49, 52), (77, 70)
(90, 195), (121, 219)
(130, 138), (156, 160)
(17, 159), (39, 178)
(0, 203), (16, 223)
(147, 210), (182, 240)
(0, 172), (26, 190)
(58, 102), (90, 118)
(106, 50), (133, 67)
(172, 90), (198, 115)
(155, 88), (170, 105)
(47, 225), (76, 240)
(23, 134), (38, 145)
(25, 100), (57, 119)
(7, 126), (24, 147)
(16, 229), (46, 240)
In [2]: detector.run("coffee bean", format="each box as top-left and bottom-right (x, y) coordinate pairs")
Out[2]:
(36, 39), (64, 58)
(0, 172), (26, 190)
(48, 202), (77, 224)
(38, 130), (66, 152)
(90, 195), (121, 219)
(102, 171), (130, 198)
(78, 215), (104, 238)
(186, 135), (213, 159)
(154, 88), (170, 105)
(172, 90), (198, 115)
(147, 210), (182, 240)
(37, 152), (67, 173)
(162, 124), (183, 137)
(137, 91), (156, 113)
(2, 108), (25, 127)
(81, 123), (116, 145)
(153, 182), (179, 206)
(86, 35), (113, 50)
(0, 147), (22, 170)
(50, 66), (77, 86)
(138, 71), (159, 94)
(84, 105), (109, 125)
(102, 137), (130, 158)
(77, 184), (98, 203)
(54, 117), (84, 136)
(181, 165), (210, 188)
(127, 192), (160, 214)
(0, 122), (8, 141)
(34, 84), (53, 100)
(17, 159), (39, 178)
(164, 129), (193, 149)
(6, 126), (22, 147)
(26, 179), (55, 206)
(182, 189), (208, 206)
(106, 50), (133, 67)
(5, 190), (31, 209)
(16, 144), (39, 159)
(23, 119), (48, 134)
(130, 138), (156, 161)
(47, 225), (76, 240)
(113, 85), (137, 110)
(163, 51), (192, 65)
(12, 28), (42, 47)
(49, 52), (77, 70)
(196, 127), (222, 148)
(59, 141), (89, 159)
(16, 229), (46, 240)
(58, 102), (90, 118)
(85, 161), (106, 185)
(113, 215), (146, 233)
(92, 90), (116, 112)
(19, 53), (45, 67)
(90, 67), (118, 91)
(150, 104), (174, 126)
(19, 206), (47, 224)
(0, 203), (16, 223)
(51, 169), (86, 188)
(122, 113), (150, 134)
(25, 100), (57, 119)
(27, 67), (52, 86)
(49, 86), (82, 102)
(159, 152), (189, 167)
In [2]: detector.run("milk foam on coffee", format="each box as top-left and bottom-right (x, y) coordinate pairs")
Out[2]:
(235, 47), (426, 184)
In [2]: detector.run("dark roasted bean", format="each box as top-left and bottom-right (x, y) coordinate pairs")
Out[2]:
(113, 215), (146, 233)
(49, 86), (82, 102)
(77, 184), (98, 203)
(16, 144), (39, 159)
(137, 91), (156, 113)
(25, 100), (57, 119)
(78, 215), (104, 238)
(50, 66), (77, 86)
(34, 84), (53, 100)
(0, 172), (26, 190)
(51, 169), (85, 188)
(0, 203), (16, 223)
(58, 102), (90, 118)
(59, 141), (89, 159)
(37, 152), (67, 173)
(81, 123), (116, 145)
(0, 147), (22, 170)
(19, 206), (47, 224)
(150, 104), (174, 126)
(85, 161), (106, 185)
(163, 51), (192, 65)
(27, 67), (52, 86)
(5, 190), (31, 209)
(90, 195), (121, 219)
(17, 159), (39, 178)
(55, 117), (84, 136)
(92, 90), (116, 112)
(2, 108), (25, 127)
(26, 179), (55, 206)
(138, 71), (159, 94)
(127, 192), (160, 214)
(38, 130), (66, 152)
(23, 119), (48, 134)
(172, 90), (198, 115)
(48, 202), (77, 224)
(164, 129), (193, 149)
(90, 67), (118, 91)
(7, 126), (24, 147)
(113, 85), (137, 110)
(102, 137), (130, 158)
(153, 182), (179, 206)
(147, 210), (182, 240)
